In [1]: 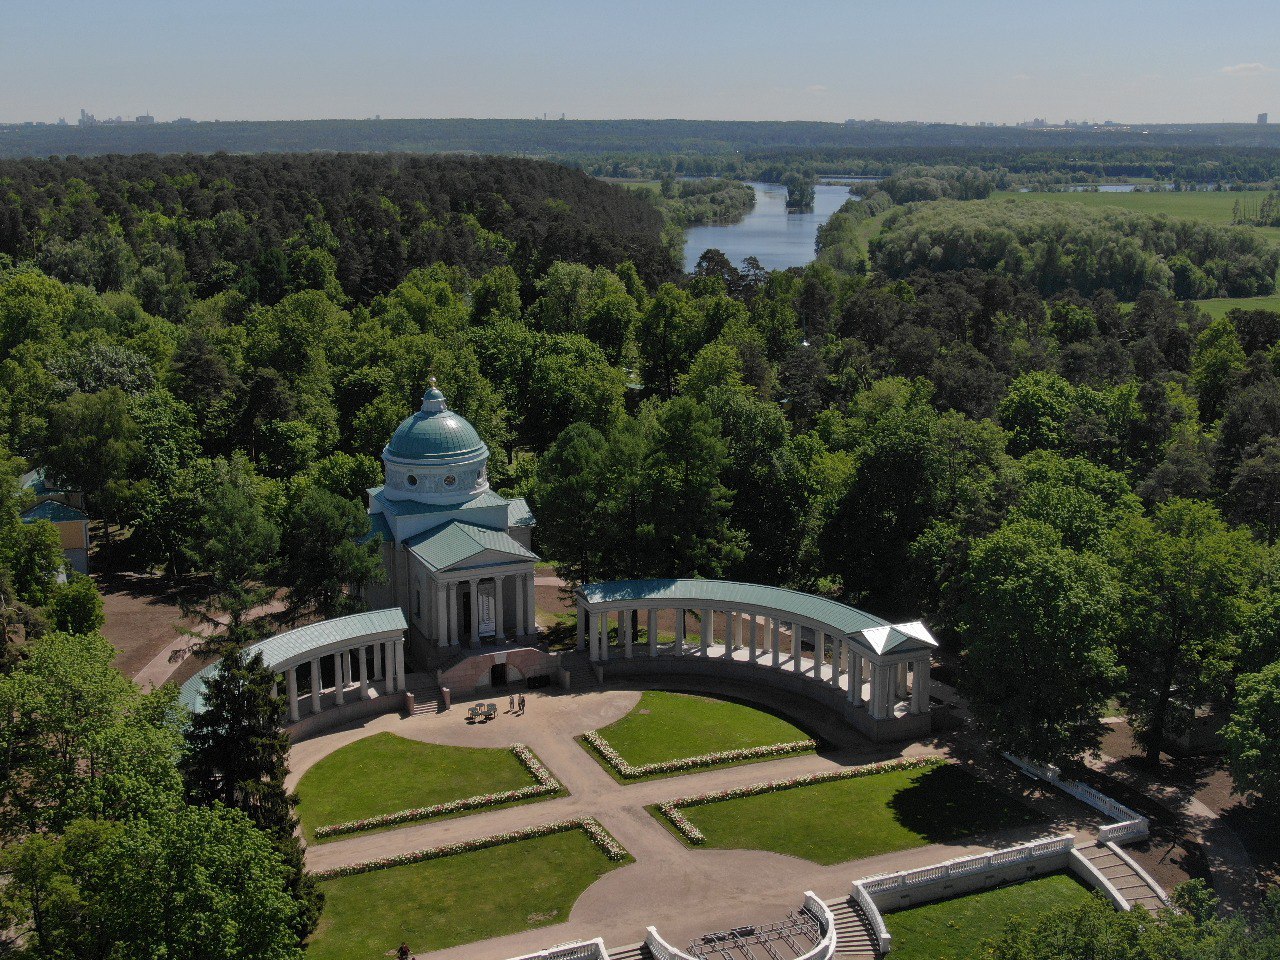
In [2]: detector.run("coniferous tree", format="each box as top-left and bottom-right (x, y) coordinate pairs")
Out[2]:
(182, 650), (322, 941)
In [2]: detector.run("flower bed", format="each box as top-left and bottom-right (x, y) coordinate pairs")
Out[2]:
(656, 756), (948, 845)
(314, 743), (562, 839)
(312, 818), (628, 880)
(582, 730), (818, 779)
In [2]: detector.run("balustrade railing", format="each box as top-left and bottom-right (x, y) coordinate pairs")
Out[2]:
(851, 882), (892, 955)
(795, 892), (837, 960)
(860, 835), (1074, 895)
(1002, 753), (1149, 842)
(505, 939), (609, 960)
(644, 926), (696, 960)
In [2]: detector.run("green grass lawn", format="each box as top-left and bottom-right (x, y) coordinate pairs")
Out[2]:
(678, 763), (1041, 865)
(992, 188), (1280, 244)
(1194, 293), (1280, 319)
(884, 873), (1096, 960)
(296, 733), (545, 842)
(594, 691), (810, 767)
(307, 829), (621, 960)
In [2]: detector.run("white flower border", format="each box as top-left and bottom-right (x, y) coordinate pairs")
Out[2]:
(312, 817), (628, 880)
(582, 730), (818, 779)
(656, 756), (948, 845)
(314, 743), (562, 839)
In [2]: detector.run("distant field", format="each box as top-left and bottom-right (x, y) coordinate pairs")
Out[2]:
(1194, 294), (1280, 319)
(992, 189), (1280, 245)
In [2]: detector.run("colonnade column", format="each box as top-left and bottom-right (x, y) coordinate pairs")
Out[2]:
(394, 638), (406, 691)
(494, 575), (505, 640)
(357, 645), (369, 699)
(749, 614), (758, 662)
(373, 643), (383, 682)
(700, 608), (712, 655)
(771, 618), (780, 667)
(647, 608), (658, 657)
(382, 641), (395, 694)
(309, 657), (321, 714)
(849, 652), (863, 705)
(468, 579), (480, 646)
(814, 632), (825, 679)
(286, 666), (299, 722)
(576, 605), (586, 651)
(723, 611), (734, 660)
(910, 658), (931, 715)
(435, 584), (447, 647)
(334, 650), (346, 705)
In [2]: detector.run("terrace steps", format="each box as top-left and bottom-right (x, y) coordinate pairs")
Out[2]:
(403, 674), (444, 715)
(606, 943), (652, 960)
(825, 897), (880, 959)
(1079, 843), (1167, 913)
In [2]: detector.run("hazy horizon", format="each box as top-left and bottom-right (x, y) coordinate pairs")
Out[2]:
(2, 0), (1277, 127)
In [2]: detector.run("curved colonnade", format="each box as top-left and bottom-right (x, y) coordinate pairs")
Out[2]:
(575, 579), (938, 741)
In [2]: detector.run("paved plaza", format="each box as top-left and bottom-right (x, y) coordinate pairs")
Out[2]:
(288, 681), (1103, 959)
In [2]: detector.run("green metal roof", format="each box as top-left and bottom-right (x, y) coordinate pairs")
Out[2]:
(576, 579), (935, 655)
(384, 407), (487, 462)
(369, 487), (511, 520)
(407, 521), (537, 572)
(21, 501), (88, 523)
(508, 497), (536, 528)
(178, 608), (408, 715)
(359, 512), (392, 545)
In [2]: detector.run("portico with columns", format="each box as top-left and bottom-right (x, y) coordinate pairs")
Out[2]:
(574, 580), (937, 741)
(360, 378), (541, 664)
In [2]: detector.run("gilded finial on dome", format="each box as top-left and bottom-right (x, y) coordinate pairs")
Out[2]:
(421, 375), (448, 414)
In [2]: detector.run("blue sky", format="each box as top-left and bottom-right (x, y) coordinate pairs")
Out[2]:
(2, 0), (1277, 124)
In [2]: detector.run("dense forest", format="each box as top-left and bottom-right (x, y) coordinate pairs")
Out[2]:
(2, 149), (1280, 950)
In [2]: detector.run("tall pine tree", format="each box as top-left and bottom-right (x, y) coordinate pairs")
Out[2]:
(182, 650), (323, 941)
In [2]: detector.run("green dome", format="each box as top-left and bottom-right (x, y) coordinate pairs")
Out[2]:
(385, 407), (487, 462)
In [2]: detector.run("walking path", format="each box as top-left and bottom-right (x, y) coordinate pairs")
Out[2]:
(290, 683), (1103, 960)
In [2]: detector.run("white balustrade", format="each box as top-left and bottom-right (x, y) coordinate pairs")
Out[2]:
(504, 939), (609, 960)
(851, 881), (892, 955)
(795, 892), (838, 960)
(1002, 753), (1149, 842)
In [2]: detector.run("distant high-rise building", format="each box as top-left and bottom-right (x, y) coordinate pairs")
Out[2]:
(1260, 113), (1270, 125)
(135, 114), (155, 124)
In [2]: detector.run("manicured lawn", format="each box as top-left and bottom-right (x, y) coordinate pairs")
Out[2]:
(296, 733), (543, 841)
(307, 829), (621, 959)
(594, 691), (810, 766)
(1195, 293), (1280, 319)
(884, 873), (1096, 960)
(679, 763), (1041, 865)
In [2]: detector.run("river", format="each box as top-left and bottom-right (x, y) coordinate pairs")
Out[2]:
(682, 181), (855, 273)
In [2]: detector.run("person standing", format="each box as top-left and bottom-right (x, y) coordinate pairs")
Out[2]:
(518, 693), (526, 714)
(508, 694), (515, 712)
(397, 943), (411, 960)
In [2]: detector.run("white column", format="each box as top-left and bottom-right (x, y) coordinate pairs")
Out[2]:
(587, 609), (599, 659)
(898, 662), (910, 698)
(309, 657), (322, 714)
(382, 641), (395, 694)
(723, 611), (734, 660)
(849, 653), (863, 705)
(623, 609), (633, 659)
(494, 575), (505, 640)
(676, 609), (686, 654)
(525, 573), (537, 636)
(830, 636), (842, 687)
(334, 651), (346, 705)
(814, 632), (825, 679)
(446, 581), (458, 645)
(648, 608), (658, 657)
(911, 658), (931, 715)
(357, 644), (369, 699)
(771, 617), (780, 667)
(394, 638), (406, 691)
(700, 608), (712, 655)
(286, 666), (299, 723)
(749, 614), (758, 662)
(435, 583), (447, 647)
(576, 605), (586, 651)
(468, 578), (480, 646)
(868, 664), (883, 719)
(372, 643), (383, 681)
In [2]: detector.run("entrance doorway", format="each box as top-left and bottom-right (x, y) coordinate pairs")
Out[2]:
(490, 662), (508, 687)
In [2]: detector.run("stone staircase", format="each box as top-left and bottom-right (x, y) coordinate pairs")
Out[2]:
(606, 943), (651, 960)
(826, 896), (880, 959)
(1078, 842), (1168, 913)
(560, 651), (602, 691)
(403, 674), (444, 716)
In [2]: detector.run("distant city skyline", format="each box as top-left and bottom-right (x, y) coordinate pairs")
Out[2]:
(1, 0), (1276, 126)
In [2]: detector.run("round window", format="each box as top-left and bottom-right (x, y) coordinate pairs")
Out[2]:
(406, 475), (418, 487)
(443, 474), (457, 488)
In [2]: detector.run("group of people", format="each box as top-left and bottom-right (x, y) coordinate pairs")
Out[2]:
(508, 693), (528, 714)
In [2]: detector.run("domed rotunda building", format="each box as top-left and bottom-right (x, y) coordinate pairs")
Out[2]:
(363, 378), (538, 659)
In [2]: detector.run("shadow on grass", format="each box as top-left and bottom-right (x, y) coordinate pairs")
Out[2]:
(886, 764), (1042, 844)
